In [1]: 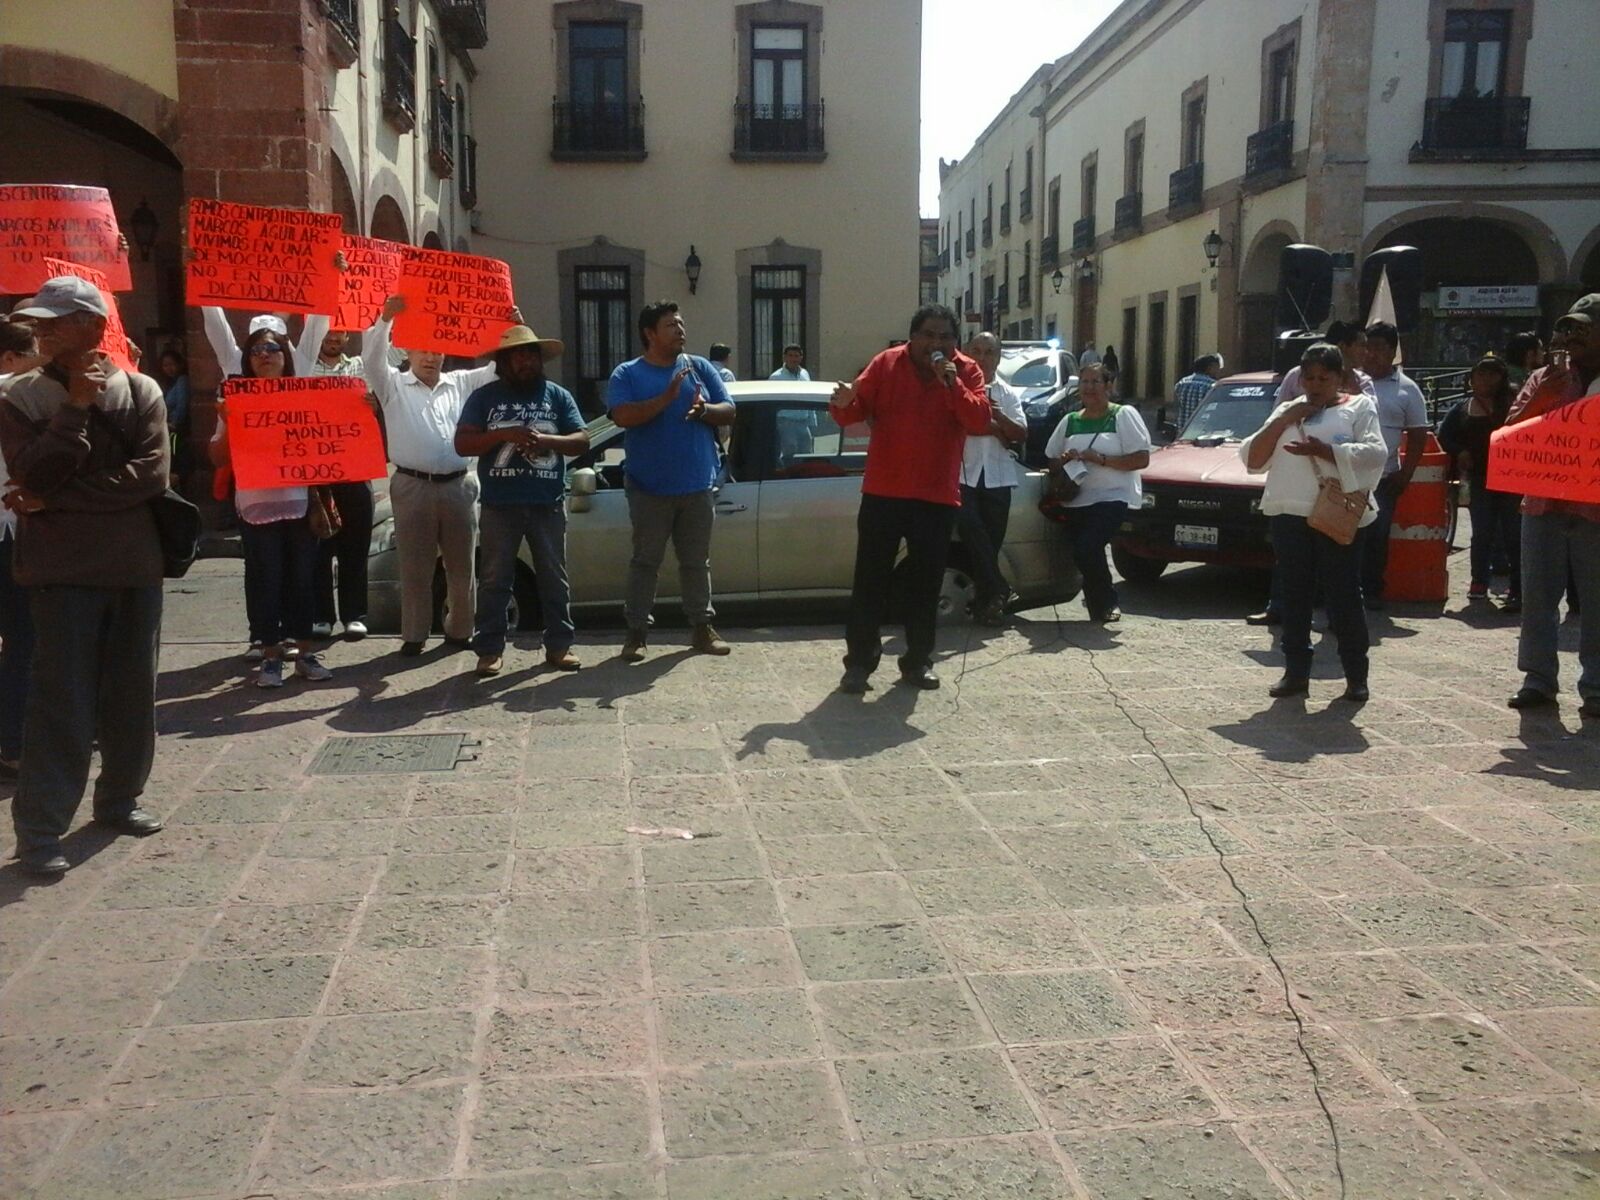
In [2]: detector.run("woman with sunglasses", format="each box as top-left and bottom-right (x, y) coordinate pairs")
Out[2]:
(208, 328), (332, 687)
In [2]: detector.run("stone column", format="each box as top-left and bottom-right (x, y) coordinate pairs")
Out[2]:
(1304, 0), (1377, 323)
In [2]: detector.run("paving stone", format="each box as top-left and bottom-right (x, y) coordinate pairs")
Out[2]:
(658, 989), (820, 1064)
(1175, 1024), (1391, 1113)
(1388, 843), (1557, 890)
(108, 1020), (307, 1101)
(1489, 1006), (1600, 1083)
(92, 860), (246, 909)
(649, 879), (782, 932)
(1032, 859), (1181, 908)
(1427, 1098), (1600, 1199)
(1, 1029), (130, 1111)
(666, 1152), (872, 1199)
(1410, 943), (1597, 1011)
(878, 830), (1012, 871)
(792, 922), (950, 981)
(169, 790), (299, 824)
(503, 887), (640, 943)
(1338, 810), (1476, 847)
(1058, 1123), (1285, 1200)
(473, 1075), (651, 1171)
(1011, 1037), (1215, 1128)
(39, 906), (216, 965)
(1155, 855), (1312, 903)
(933, 913), (1096, 973)
(497, 939), (647, 1007)
(356, 896), (497, 948)
(661, 1063), (848, 1157)
(969, 970), (1142, 1043)
(650, 928), (802, 991)
(869, 1136), (1072, 1199)
(0, 1113), (74, 1196)
(1211, 898), (1378, 954)
(1348, 1014), (1570, 1101)
(1279, 849), (1431, 898)
(642, 835), (765, 883)
(1284, 951), (1460, 1020)
(1074, 905), (1239, 962)
(1334, 894), (1510, 947)
(326, 946), (490, 1013)
(460, 1165), (659, 1199)
(204, 901), (360, 956)
(904, 866), (1052, 916)
(761, 834), (892, 876)
(814, 979), (988, 1054)
(1120, 959), (1290, 1029)
(1506, 838), (1600, 885)
(779, 872), (921, 925)
(836, 1049), (1037, 1143)
(157, 954), (334, 1024)
(858, 794), (984, 835)
(0, 958), (180, 1035)
(1457, 885), (1600, 940)
(735, 768), (847, 804)
(515, 805), (632, 848)
(374, 851), (508, 896)
(750, 799), (868, 837)
(301, 1010), (477, 1087)
(512, 846), (636, 892)
(1247, 1109), (1497, 1200)
(268, 818), (399, 858)
(484, 1001), (650, 1075)
(258, 1085), (463, 1188)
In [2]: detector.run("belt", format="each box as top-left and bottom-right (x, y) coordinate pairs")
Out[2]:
(395, 466), (467, 483)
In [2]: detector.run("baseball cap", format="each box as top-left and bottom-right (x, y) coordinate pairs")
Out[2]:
(248, 314), (290, 337)
(11, 275), (111, 320)
(1554, 293), (1600, 331)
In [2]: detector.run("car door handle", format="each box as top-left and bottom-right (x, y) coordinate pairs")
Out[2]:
(714, 501), (748, 513)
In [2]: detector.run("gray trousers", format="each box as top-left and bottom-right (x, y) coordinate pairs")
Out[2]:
(12, 584), (162, 855)
(391, 471), (479, 643)
(474, 502), (573, 657)
(624, 485), (715, 628)
(1518, 511), (1600, 701)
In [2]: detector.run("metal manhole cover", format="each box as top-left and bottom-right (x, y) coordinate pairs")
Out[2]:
(308, 734), (479, 775)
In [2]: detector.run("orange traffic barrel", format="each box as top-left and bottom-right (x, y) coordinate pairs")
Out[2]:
(1383, 432), (1450, 603)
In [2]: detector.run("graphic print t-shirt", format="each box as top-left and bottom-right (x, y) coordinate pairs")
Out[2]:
(458, 378), (584, 507)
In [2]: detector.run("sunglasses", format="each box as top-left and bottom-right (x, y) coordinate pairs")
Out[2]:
(249, 344), (286, 357)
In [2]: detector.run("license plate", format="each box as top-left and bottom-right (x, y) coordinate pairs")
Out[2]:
(1175, 524), (1219, 547)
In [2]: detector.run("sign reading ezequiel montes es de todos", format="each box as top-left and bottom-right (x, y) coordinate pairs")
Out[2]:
(1489, 391), (1600, 505)
(222, 376), (387, 491)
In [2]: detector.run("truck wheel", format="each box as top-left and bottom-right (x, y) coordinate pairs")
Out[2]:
(1112, 546), (1167, 584)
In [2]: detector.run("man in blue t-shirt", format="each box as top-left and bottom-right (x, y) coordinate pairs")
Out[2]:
(605, 300), (736, 661)
(455, 326), (589, 677)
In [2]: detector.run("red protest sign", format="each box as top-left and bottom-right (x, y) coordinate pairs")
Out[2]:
(394, 246), (515, 356)
(221, 376), (387, 490)
(186, 199), (342, 316)
(335, 235), (405, 332)
(0, 185), (131, 294)
(42, 257), (135, 374)
(1488, 391), (1600, 504)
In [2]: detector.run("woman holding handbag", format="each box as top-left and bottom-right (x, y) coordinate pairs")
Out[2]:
(1241, 343), (1387, 702)
(1044, 362), (1151, 622)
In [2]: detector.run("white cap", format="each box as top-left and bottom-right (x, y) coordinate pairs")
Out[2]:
(248, 314), (289, 337)
(11, 275), (110, 320)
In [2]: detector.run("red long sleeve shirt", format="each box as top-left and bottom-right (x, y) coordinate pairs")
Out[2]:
(833, 345), (991, 506)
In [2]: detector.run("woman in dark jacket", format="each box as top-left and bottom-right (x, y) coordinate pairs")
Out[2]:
(1439, 354), (1520, 610)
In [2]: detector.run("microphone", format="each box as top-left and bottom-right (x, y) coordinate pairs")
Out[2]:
(930, 350), (954, 389)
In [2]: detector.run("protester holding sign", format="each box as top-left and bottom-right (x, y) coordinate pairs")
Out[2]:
(0, 185), (131, 294)
(306, 325), (375, 643)
(0, 276), (169, 876)
(208, 328), (334, 689)
(1501, 293), (1600, 717)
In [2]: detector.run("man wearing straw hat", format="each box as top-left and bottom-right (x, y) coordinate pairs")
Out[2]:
(455, 325), (589, 677)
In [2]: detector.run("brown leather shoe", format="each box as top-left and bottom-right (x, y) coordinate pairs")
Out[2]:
(545, 649), (581, 671)
(692, 624), (731, 656)
(475, 653), (502, 677)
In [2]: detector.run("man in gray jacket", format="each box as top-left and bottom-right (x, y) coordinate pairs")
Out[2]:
(1, 276), (169, 876)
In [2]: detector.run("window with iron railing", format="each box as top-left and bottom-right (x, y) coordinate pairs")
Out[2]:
(1168, 161), (1203, 212)
(383, 15), (417, 132)
(1040, 235), (1059, 270)
(965, 227), (975, 255)
(999, 201), (1011, 233)
(458, 133), (478, 210)
(1071, 216), (1095, 254)
(1114, 193), (1142, 235)
(438, 0), (487, 52)
(1420, 95), (1529, 151)
(429, 85), (455, 177)
(1018, 185), (1032, 222)
(324, 0), (359, 67)
(981, 215), (993, 247)
(556, 21), (645, 159)
(553, 100), (645, 157)
(1245, 119), (1293, 177)
(734, 101), (824, 156)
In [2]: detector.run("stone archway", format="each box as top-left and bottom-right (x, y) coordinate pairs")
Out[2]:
(330, 152), (360, 234)
(1573, 227), (1600, 293)
(371, 194), (410, 245)
(1237, 221), (1299, 371)
(423, 230), (444, 250)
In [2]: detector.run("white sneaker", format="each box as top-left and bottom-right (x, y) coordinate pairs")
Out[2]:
(295, 654), (332, 682)
(281, 641), (301, 661)
(310, 622), (334, 639)
(244, 641), (265, 662)
(256, 659), (285, 688)
(344, 620), (368, 640)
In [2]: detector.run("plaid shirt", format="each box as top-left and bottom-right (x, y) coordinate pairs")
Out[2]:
(1171, 372), (1215, 430)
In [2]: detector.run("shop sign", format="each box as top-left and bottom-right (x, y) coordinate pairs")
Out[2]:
(1436, 285), (1540, 312)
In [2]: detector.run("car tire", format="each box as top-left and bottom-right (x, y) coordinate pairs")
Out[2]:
(1112, 545), (1167, 585)
(886, 554), (978, 627)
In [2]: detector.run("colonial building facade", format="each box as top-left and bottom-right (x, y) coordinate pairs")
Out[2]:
(939, 0), (1600, 398)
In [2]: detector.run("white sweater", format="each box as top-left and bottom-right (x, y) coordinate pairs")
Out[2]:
(1240, 394), (1388, 526)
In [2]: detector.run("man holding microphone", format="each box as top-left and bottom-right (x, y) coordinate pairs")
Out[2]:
(832, 304), (992, 693)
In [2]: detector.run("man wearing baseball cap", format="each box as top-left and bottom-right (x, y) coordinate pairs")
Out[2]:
(1504, 293), (1600, 718)
(0, 276), (169, 875)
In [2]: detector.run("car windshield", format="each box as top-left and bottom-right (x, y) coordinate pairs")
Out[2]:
(1000, 355), (1056, 390)
(1180, 384), (1276, 442)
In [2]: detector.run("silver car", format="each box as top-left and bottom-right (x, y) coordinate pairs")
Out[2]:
(366, 381), (1080, 631)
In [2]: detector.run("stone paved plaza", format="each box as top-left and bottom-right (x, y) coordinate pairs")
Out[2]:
(2, 561), (1599, 1199)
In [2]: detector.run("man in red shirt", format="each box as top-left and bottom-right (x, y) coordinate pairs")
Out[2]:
(830, 305), (991, 693)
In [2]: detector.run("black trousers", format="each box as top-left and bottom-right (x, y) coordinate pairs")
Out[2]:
(1270, 513), (1369, 685)
(845, 493), (957, 674)
(313, 481), (374, 626)
(957, 482), (1013, 605)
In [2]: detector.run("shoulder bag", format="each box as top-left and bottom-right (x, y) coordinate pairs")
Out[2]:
(89, 403), (203, 578)
(308, 486), (343, 540)
(1301, 419), (1367, 546)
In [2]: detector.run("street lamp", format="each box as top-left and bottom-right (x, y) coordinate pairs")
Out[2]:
(684, 246), (702, 294)
(129, 199), (158, 262)
(1077, 259), (1096, 284)
(1050, 266), (1065, 294)
(1202, 229), (1225, 268)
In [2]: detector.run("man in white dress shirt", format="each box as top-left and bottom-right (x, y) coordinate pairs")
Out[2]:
(362, 294), (504, 655)
(959, 333), (1028, 624)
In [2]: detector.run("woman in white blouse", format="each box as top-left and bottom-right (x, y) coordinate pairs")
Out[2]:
(1045, 362), (1152, 622)
(1241, 343), (1387, 702)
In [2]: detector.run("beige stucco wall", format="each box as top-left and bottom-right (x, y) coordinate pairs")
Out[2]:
(0, 0), (179, 100)
(472, 0), (921, 385)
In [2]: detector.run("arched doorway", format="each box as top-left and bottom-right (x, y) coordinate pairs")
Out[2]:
(423, 230), (444, 251)
(371, 194), (410, 245)
(1372, 216), (1544, 365)
(330, 153), (360, 235)
(1238, 225), (1296, 372)
(1578, 233), (1600, 293)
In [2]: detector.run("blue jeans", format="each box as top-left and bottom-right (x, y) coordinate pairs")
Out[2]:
(1518, 511), (1600, 701)
(240, 516), (318, 645)
(1069, 501), (1129, 617)
(0, 537), (33, 761)
(473, 502), (573, 657)
(1468, 485), (1521, 595)
(1270, 514), (1369, 685)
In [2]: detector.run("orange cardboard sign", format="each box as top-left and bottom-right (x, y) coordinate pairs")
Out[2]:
(42, 257), (135, 374)
(1488, 391), (1600, 504)
(186, 199), (342, 316)
(393, 246), (515, 356)
(335, 235), (405, 332)
(0, 185), (131, 293)
(221, 376), (387, 490)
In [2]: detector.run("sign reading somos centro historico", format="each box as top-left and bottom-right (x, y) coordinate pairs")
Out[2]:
(222, 377), (387, 491)
(42, 257), (135, 374)
(394, 245), (516, 356)
(0, 185), (132, 293)
(1488, 392), (1600, 504)
(186, 199), (343, 316)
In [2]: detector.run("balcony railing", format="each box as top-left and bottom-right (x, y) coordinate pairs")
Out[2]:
(1040, 235), (1059, 270)
(438, 0), (487, 51)
(1419, 95), (1530, 153)
(382, 16), (417, 132)
(323, 0), (359, 68)
(1016, 275), (1031, 307)
(1113, 192), (1142, 234)
(1018, 186), (1033, 222)
(937, 248), (949, 272)
(982, 216), (993, 246)
(429, 86), (455, 177)
(965, 228), (975, 255)
(552, 100), (646, 158)
(458, 133), (478, 210)
(999, 201), (1011, 233)
(1245, 119), (1294, 178)
(1168, 161), (1203, 212)
(733, 102), (825, 158)
(997, 283), (1010, 314)
(1071, 215), (1095, 253)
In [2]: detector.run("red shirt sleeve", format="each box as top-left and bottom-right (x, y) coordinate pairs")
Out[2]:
(947, 354), (992, 434)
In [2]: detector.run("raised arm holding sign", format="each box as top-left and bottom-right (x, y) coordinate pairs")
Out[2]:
(221, 376), (387, 490)
(393, 246), (516, 356)
(0, 185), (131, 293)
(186, 199), (342, 316)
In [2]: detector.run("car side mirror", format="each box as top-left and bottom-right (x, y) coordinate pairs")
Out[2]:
(568, 466), (598, 513)
(1159, 422), (1178, 442)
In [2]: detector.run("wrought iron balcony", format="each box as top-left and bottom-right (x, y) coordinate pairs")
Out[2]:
(1016, 275), (1031, 307)
(982, 216), (993, 247)
(733, 102), (825, 158)
(1018, 186), (1033, 222)
(438, 0), (487, 51)
(999, 201), (1011, 233)
(1071, 215), (1095, 253)
(1114, 193), (1142, 234)
(937, 248), (949, 272)
(458, 134), (478, 210)
(1168, 161), (1203, 212)
(429, 86), (455, 177)
(997, 283), (1010, 314)
(965, 228), (975, 255)
(553, 100), (646, 159)
(323, 0), (359, 68)
(382, 16), (417, 132)
(1040, 235), (1059, 270)
(1419, 95), (1530, 153)
(1245, 119), (1293, 178)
